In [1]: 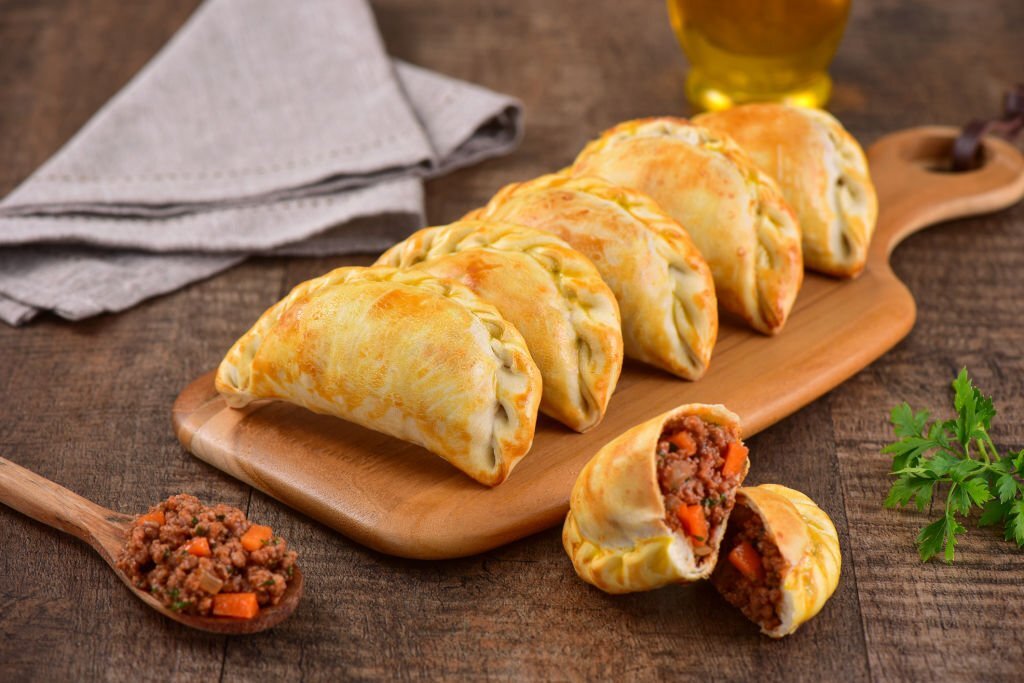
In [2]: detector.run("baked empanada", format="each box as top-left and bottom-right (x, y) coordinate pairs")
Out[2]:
(376, 220), (622, 432)
(562, 404), (749, 593)
(695, 103), (878, 278)
(215, 266), (542, 487)
(571, 117), (803, 335)
(466, 174), (717, 380)
(712, 484), (841, 638)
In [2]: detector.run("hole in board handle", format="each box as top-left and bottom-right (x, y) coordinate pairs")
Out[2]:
(899, 131), (987, 174)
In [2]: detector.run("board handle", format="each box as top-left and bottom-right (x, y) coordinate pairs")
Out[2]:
(868, 126), (1024, 259)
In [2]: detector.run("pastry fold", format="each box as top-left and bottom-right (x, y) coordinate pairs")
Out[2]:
(466, 174), (717, 380)
(571, 117), (803, 335)
(376, 220), (623, 432)
(712, 484), (841, 637)
(562, 404), (748, 593)
(695, 103), (878, 278)
(215, 266), (542, 487)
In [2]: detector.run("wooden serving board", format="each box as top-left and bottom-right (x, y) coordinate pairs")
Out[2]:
(173, 127), (1024, 560)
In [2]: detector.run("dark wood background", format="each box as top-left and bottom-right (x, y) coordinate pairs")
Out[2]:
(2, 1), (1023, 680)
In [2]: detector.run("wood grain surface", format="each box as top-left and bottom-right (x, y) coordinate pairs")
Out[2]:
(170, 127), (1024, 560)
(2, 0), (1023, 680)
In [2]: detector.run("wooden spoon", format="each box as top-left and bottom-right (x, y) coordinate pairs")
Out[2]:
(0, 456), (303, 634)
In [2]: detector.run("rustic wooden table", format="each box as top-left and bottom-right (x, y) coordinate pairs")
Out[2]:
(2, 1), (1023, 680)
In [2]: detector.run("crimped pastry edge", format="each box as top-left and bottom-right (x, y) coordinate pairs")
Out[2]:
(377, 220), (623, 431)
(214, 265), (541, 485)
(473, 173), (718, 378)
(695, 104), (878, 278)
(572, 116), (803, 334)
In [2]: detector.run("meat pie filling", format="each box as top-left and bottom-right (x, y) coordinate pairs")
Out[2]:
(712, 504), (787, 631)
(116, 494), (298, 619)
(656, 415), (747, 560)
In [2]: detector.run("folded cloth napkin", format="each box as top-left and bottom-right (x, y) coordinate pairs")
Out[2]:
(0, 0), (522, 325)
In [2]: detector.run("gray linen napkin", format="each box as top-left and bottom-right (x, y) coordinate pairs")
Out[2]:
(0, 0), (523, 325)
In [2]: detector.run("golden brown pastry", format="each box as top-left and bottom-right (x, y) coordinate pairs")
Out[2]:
(466, 174), (717, 380)
(712, 484), (841, 638)
(570, 117), (803, 335)
(215, 266), (542, 487)
(695, 103), (878, 278)
(562, 404), (750, 593)
(376, 220), (623, 432)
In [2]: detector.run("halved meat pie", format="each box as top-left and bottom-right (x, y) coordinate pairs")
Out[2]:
(712, 484), (841, 637)
(562, 404), (749, 593)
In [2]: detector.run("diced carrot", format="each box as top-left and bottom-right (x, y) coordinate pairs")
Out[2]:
(721, 442), (749, 478)
(240, 524), (273, 552)
(212, 593), (259, 619)
(138, 510), (165, 526)
(667, 431), (697, 455)
(676, 504), (709, 546)
(728, 540), (765, 583)
(186, 536), (211, 558)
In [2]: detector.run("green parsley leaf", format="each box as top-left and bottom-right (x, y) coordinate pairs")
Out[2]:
(924, 451), (962, 478)
(949, 458), (985, 481)
(948, 484), (972, 515)
(1006, 501), (1024, 546)
(961, 477), (993, 507)
(952, 368), (996, 449)
(996, 473), (1019, 503)
(980, 499), (1011, 527)
(917, 515), (962, 563)
(891, 403), (931, 439)
(1012, 450), (1024, 473)
(884, 475), (934, 512)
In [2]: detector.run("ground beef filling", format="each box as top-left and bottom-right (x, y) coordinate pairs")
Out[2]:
(712, 506), (786, 631)
(656, 415), (742, 558)
(116, 494), (298, 617)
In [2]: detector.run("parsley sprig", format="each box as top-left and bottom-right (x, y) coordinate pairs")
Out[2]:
(883, 368), (1024, 562)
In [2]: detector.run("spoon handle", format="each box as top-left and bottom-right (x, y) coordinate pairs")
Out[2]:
(0, 457), (131, 562)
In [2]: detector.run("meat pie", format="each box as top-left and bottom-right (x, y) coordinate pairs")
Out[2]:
(712, 484), (841, 637)
(562, 404), (749, 593)
(571, 117), (804, 335)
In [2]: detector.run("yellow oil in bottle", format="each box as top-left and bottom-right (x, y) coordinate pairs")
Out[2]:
(667, 0), (851, 111)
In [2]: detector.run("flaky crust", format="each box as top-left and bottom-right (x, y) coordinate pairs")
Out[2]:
(215, 266), (542, 487)
(467, 174), (717, 379)
(562, 404), (747, 593)
(571, 117), (803, 335)
(695, 104), (878, 278)
(732, 484), (842, 637)
(376, 220), (623, 432)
